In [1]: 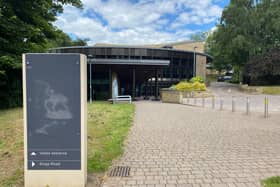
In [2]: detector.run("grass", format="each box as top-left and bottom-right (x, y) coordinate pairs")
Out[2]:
(262, 176), (280, 187)
(87, 102), (135, 172)
(0, 102), (134, 186)
(262, 86), (280, 95)
(0, 108), (23, 187)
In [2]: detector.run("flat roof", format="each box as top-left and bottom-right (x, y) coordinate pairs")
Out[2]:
(49, 46), (213, 59)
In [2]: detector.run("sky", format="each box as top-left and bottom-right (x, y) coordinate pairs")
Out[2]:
(54, 0), (230, 45)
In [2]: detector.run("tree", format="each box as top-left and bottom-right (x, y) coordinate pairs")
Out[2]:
(190, 32), (208, 42)
(0, 0), (84, 108)
(206, 0), (280, 84)
(0, 0), (83, 56)
(244, 48), (280, 85)
(46, 30), (88, 48)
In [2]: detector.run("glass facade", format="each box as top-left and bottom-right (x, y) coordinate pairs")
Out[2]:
(50, 46), (210, 100)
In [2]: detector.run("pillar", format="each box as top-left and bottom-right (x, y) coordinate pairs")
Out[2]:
(109, 67), (112, 98)
(155, 69), (158, 100)
(89, 62), (92, 102)
(132, 67), (136, 99)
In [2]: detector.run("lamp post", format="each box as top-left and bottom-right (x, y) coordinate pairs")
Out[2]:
(193, 46), (197, 77)
(90, 62), (92, 103)
(88, 55), (93, 103)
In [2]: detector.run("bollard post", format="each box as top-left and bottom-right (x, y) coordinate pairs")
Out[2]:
(246, 97), (250, 115)
(179, 92), (183, 104)
(220, 98), (223, 111)
(264, 96), (269, 118)
(194, 97), (197, 105)
(232, 96), (235, 112)
(202, 97), (205, 107)
(212, 96), (215, 109)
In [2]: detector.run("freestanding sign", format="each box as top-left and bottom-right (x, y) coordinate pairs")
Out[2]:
(23, 54), (87, 187)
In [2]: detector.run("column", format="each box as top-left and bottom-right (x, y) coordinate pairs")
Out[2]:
(109, 67), (112, 98)
(89, 62), (92, 103)
(132, 67), (136, 99)
(155, 69), (158, 100)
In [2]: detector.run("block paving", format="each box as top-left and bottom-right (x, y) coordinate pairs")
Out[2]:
(102, 101), (280, 187)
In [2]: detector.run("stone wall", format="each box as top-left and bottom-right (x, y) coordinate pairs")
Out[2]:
(161, 89), (213, 104)
(161, 90), (181, 104)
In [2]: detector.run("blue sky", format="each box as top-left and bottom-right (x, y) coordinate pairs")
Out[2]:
(55, 0), (230, 45)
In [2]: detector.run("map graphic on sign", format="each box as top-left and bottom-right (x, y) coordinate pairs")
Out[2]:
(34, 80), (72, 135)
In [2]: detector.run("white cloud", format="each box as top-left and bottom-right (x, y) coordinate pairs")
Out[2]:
(54, 0), (224, 45)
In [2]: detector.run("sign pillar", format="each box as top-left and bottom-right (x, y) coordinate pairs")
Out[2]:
(23, 54), (87, 187)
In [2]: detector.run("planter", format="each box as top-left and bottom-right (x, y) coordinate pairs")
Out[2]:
(161, 89), (213, 104)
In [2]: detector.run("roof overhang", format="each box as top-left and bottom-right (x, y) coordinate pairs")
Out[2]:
(88, 58), (170, 66)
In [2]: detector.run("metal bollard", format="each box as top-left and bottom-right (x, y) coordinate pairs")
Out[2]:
(246, 97), (250, 115)
(202, 97), (205, 107)
(212, 96), (215, 109)
(232, 96), (235, 112)
(194, 97), (197, 105)
(191, 91), (194, 97)
(179, 93), (183, 104)
(220, 98), (223, 110)
(264, 96), (269, 118)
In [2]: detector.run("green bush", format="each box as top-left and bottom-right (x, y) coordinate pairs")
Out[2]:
(0, 56), (22, 109)
(174, 81), (206, 91)
(175, 82), (193, 91)
(261, 176), (280, 187)
(190, 76), (204, 83)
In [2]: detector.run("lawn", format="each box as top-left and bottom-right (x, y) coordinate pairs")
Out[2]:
(261, 86), (280, 95)
(87, 102), (134, 172)
(0, 102), (134, 186)
(0, 108), (23, 187)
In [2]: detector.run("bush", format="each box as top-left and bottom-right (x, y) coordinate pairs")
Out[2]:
(261, 176), (280, 187)
(192, 81), (206, 91)
(0, 56), (22, 109)
(175, 81), (206, 91)
(175, 82), (193, 91)
(243, 48), (280, 85)
(190, 76), (204, 83)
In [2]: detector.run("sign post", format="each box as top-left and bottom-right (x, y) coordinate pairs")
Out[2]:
(23, 54), (87, 187)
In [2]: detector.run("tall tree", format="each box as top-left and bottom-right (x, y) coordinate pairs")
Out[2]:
(0, 0), (84, 108)
(0, 0), (83, 57)
(206, 0), (280, 84)
(190, 32), (208, 42)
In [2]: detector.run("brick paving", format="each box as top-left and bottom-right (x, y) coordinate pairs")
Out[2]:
(102, 101), (280, 187)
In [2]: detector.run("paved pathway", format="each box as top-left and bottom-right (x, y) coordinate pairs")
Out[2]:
(208, 82), (280, 113)
(102, 101), (280, 187)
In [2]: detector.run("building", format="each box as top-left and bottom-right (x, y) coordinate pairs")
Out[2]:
(49, 41), (212, 101)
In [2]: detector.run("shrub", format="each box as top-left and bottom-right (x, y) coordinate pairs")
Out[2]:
(261, 176), (280, 187)
(174, 81), (206, 91)
(192, 81), (206, 91)
(175, 82), (193, 91)
(190, 76), (204, 83)
(243, 48), (280, 85)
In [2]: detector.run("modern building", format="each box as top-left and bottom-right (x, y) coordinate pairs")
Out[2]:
(49, 41), (212, 101)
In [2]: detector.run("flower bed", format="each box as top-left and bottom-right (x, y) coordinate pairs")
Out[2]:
(161, 76), (213, 103)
